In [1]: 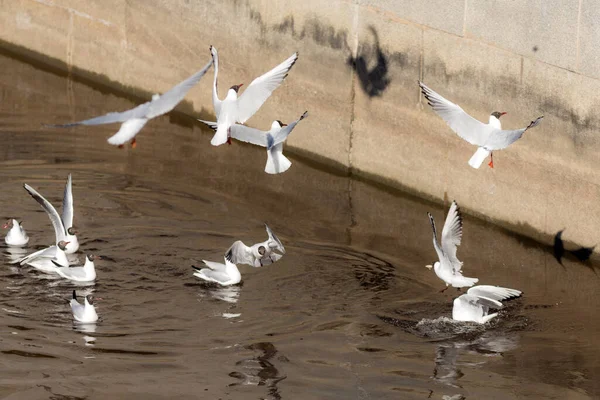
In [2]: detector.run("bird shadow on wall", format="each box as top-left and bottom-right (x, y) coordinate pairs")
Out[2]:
(553, 229), (596, 273)
(347, 26), (390, 98)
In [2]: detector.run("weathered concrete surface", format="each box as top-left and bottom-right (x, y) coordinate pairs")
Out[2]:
(0, 0), (599, 250)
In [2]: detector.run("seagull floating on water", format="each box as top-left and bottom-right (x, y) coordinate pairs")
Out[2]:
(419, 81), (543, 168)
(427, 201), (478, 290)
(192, 257), (241, 286)
(201, 111), (308, 174)
(17, 240), (70, 273)
(52, 254), (100, 282)
(24, 174), (79, 254)
(225, 224), (285, 267)
(47, 60), (213, 147)
(4, 219), (29, 246)
(70, 290), (98, 323)
(203, 46), (298, 146)
(452, 285), (522, 323)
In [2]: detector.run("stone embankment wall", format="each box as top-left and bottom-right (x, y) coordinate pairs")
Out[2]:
(1, 0), (599, 250)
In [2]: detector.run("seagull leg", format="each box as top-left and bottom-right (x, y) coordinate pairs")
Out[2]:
(488, 152), (494, 168)
(118, 144), (125, 149)
(131, 138), (137, 149)
(440, 285), (449, 293)
(227, 127), (232, 145)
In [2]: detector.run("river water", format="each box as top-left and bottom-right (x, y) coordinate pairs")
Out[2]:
(0, 49), (598, 400)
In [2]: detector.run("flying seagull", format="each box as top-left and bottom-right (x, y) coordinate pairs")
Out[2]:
(419, 81), (543, 168)
(426, 201), (479, 290)
(200, 111), (308, 174)
(225, 224), (285, 268)
(452, 285), (522, 323)
(47, 60), (213, 147)
(204, 46), (298, 146)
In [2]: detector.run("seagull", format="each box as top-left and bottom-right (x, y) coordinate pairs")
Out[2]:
(17, 240), (70, 273)
(202, 46), (298, 146)
(47, 60), (213, 147)
(201, 111), (307, 173)
(70, 290), (98, 323)
(419, 81), (543, 168)
(452, 285), (522, 323)
(427, 201), (479, 290)
(225, 224), (285, 267)
(192, 258), (241, 286)
(4, 219), (29, 246)
(52, 254), (100, 282)
(23, 174), (79, 254)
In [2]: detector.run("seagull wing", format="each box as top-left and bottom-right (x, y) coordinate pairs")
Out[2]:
(236, 52), (299, 124)
(61, 174), (74, 230)
(440, 201), (463, 273)
(270, 111), (308, 147)
(225, 241), (255, 266)
(198, 119), (218, 131)
(419, 81), (493, 146)
(16, 245), (57, 265)
(229, 125), (269, 147)
(467, 285), (522, 307)
(427, 212), (445, 262)
(146, 60), (213, 118)
(49, 102), (151, 127)
(265, 224), (285, 254)
(24, 184), (66, 243)
(483, 116), (544, 150)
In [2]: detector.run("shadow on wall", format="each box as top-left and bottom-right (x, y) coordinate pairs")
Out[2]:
(347, 26), (390, 98)
(553, 229), (595, 270)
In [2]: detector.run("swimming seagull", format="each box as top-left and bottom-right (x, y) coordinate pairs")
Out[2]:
(17, 240), (70, 273)
(418, 81), (543, 168)
(202, 46), (298, 146)
(452, 285), (522, 323)
(52, 254), (100, 282)
(192, 258), (241, 286)
(23, 173), (79, 254)
(70, 290), (98, 323)
(47, 60), (213, 147)
(225, 224), (285, 267)
(201, 111), (308, 173)
(4, 219), (29, 246)
(426, 201), (479, 290)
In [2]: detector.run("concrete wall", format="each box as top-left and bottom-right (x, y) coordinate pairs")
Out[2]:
(0, 0), (598, 250)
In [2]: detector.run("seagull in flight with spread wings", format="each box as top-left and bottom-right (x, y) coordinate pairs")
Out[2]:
(47, 60), (212, 147)
(452, 285), (522, 323)
(427, 201), (478, 291)
(225, 224), (285, 268)
(419, 81), (543, 168)
(204, 46), (298, 146)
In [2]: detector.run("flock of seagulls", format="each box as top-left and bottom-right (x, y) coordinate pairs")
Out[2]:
(9, 45), (544, 326)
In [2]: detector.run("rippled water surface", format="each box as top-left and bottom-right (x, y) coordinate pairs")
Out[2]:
(0, 50), (599, 399)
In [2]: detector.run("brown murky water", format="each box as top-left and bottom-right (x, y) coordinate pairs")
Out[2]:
(0, 49), (599, 400)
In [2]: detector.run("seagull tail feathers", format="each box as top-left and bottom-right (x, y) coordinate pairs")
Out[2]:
(468, 147), (490, 169)
(265, 147), (291, 174)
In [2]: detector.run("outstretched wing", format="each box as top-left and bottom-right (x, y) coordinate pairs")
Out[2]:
(419, 81), (493, 146)
(270, 111), (308, 148)
(236, 52), (299, 124)
(62, 174), (73, 230)
(467, 285), (522, 307)
(229, 125), (269, 147)
(265, 224), (285, 254)
(440, 201), (463, 273)
(225, 241), (254, 266)
(146, 59), (213, 118)
(484, 116), (544, 150)
(48, 102), (151, 127)
(24, 184), (66, 243)
(198, 119), (218, 131)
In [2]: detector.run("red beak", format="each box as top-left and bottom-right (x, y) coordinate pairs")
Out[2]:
(281, 123), (288, 127)
(238, 83), (244, 88)
(500, 112), (507, 116)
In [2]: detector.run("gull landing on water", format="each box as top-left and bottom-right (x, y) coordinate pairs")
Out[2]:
(452, 285), (522, 324)
(204, 46), (298, 146)
(225, 224), (285, 268)
(192, 258), (241, 286)
(419, 81), (543, 169)
(23, 173), (79, 254)
(70, 290), (98, 323)
(201, 111), (308, 174)
(17, 240), (70, 273)
(427, 201), (479, 290)
(47, 60), (213, 147)
(4, 219), (29, 246)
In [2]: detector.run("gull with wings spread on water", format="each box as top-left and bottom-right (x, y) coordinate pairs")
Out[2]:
(452, 285), (522, 324)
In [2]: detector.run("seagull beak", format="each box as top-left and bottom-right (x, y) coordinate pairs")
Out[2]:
(281, 123), (288, 127)
(238, 83), (244, 88)
(2, 221), (9, 229)
(500, 112), (507, 116)
(425, 264), (433, 270)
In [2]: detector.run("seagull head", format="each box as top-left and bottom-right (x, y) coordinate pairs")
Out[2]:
(230, 84), (243, 93)
(258, 246), (266, 256)
(491, 111), (507, 119)
(58, 240), (71, 250)
(85, 295), (95, 305)
(67, 227), (76, 235)
(275, 120), (288, 127)
(2, 219), (13, 229)
(87, 254), (103, 262)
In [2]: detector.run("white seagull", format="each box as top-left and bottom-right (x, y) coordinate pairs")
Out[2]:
(4, 219), (29, 246)
(419, 81), (543, 168)
(24, 173), (79, 254)
(192, 257), (241, 286)
(70, 290), (98, 323)
(427, 201), (478, 290)
(17, 240), (70, 273)
(201, 111), (307, 174)
(52, 254), (99, 282)
(225, 224), (285, 268)
(48, 60), (213, 147)
(453, 285), (522, 324)
(202, 46), (298, 146)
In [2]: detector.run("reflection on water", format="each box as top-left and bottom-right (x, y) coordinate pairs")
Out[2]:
(0, 48), (598, 398)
